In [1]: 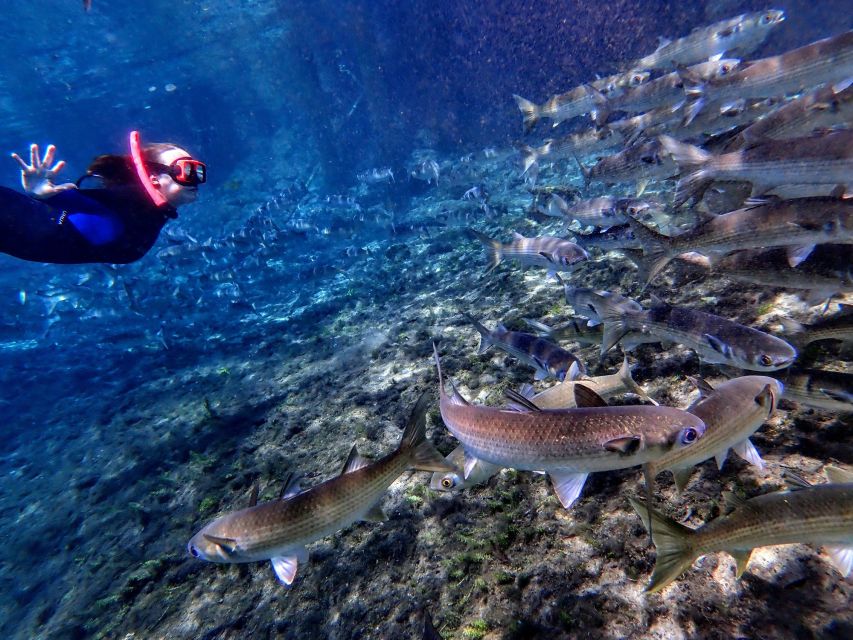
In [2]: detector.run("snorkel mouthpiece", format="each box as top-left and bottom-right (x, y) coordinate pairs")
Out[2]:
(129, 130), (168, 207)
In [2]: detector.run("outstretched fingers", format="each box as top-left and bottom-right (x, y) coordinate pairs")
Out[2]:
(10, 152), (30, 171)
(41, 144), (57, 170)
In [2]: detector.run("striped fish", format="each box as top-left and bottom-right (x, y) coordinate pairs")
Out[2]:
(433, 344), (706, 509)
(468, 229), (587, 277)
(187, 393), (453, 586)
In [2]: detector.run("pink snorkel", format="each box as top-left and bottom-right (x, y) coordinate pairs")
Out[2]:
(129, 130), (168, 207)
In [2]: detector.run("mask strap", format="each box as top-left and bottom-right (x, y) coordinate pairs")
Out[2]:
(129, 130), (168, 207)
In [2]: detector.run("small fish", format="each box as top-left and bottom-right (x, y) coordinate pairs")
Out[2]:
(429, 444), (501, 492)
(597, 294), (797, 371)
(632, 10), (784, 71)
(508, 356), (657, 409)
(576, 137), (677, 190)
(518, 127), (626, 176)
(357, 167), (394, 184)
(187, 393), (452, 586)
(626, 196), (853, 284)
(661, 131), (853, 206)
(513, 84), (607, 131)
(645, 376), (781, 493)
(562, 285), (644, 327)
(774, 368), (853, 414)
(467, 229), (588, 277)
(466, 315), (586, 382)
(547, 195), (652, 231)
(591, 68), (651, 97)
(434, 345), (706, 509)
(681, 30), (853, 124)
(572, 223), (644, 252)
(629, 465), (853, 593)
(411, 159), (440, 185)
(779, 304), (853, 346)
(523, 316), (604, 345)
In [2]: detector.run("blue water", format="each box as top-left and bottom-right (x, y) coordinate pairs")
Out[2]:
(0, 2), (850, 639)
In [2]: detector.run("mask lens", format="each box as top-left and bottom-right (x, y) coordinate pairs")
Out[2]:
(172, 158), (207, 185)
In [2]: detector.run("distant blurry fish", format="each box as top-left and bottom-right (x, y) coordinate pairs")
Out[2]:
(681, 30), (853, 124)
(513, 84), (607, 131)
(774, 368), (853, 414)
(433, 345), (706, 509)
(591, 69), (651, 98)
(629, 465), (853, 594)
(778, 304), (853, 347)
(83, 0), (92, 11)
(572, 223), (644, 253)
(597, 294), (797, 371)
(518, 127), (627, 177)
(187, 393), (452, 586)
(548, 194), (652, 231)
(357, 167), (394, 184)
(632, 10), (784, 71)
(645, 376), (780, 493)
(467, 229), (588, 276)
(410, 159), (440, 185)
(661, 131), (853, 206)
(576, 137), (677, 191)
(466, 315), (586, 382)
(626, 196), (853, 284)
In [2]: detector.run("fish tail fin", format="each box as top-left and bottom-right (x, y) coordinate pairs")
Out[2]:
(598, 304), (631, 358)
(617, 355), (657, 405)
(518, 140), (551, 176)
(627, 497), (697, 593)
(463, 313), (494, 354)
(467, 228), (502, 273)
(658, 135), (713, 207)
(513, 94), (541, 132)
(401, 392), (454, 473)
(623, 217), (674, 286)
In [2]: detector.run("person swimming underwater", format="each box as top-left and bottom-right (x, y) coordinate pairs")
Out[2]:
(1, 131), (206, 264)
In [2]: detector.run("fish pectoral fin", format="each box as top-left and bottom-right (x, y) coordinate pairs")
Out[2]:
(341, 445), (373, 475)
(703, 333), (732, 358)
(824, 546), (853, 577)
(732, 439), (765, 470)
(463, 450), (485, 480)
(714, 450), (729, 471)
(825, 465), (853, 484)
(271, 554), (303, 587)
(203, 534), (238, 555)
(786, 244), (816, 268)
(671, 467), (693, 494)
(782, 470), (813, 491)
(362, 503), (387, 523)
(730, 548), (753, 578)
(573, 383), (608, 408)
(604, 435), (642, 455)
(549, 471), (589, 509)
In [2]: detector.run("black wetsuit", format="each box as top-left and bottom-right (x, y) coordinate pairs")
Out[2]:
(0, 177), (177, 264)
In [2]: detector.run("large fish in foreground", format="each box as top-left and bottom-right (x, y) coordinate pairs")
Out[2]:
(661, 131), (853, 206)
(597, 294), (797, 371)
(645, 376), (781, 493)
(629, 466), (853, 593)
(433, 345), (706, 509)
(631, 10), (784, 71)
(187, 394), (453, 586)
(625, 196), (853, 284)
(468, 229), (588, 276)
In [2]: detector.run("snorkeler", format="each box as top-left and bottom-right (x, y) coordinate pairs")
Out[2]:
(0, 131), (206, 264)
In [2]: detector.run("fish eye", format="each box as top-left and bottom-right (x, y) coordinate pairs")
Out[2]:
(680, 427), (698, 445)
(721, 64), (732, 75)
(759, 354), (773, 367)
(640, 155), (655, 165)
(441, 477), (454, 489)
(760, 13), (772, 24)
(190, 546), (200, 558)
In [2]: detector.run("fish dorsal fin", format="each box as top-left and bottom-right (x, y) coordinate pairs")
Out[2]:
(688, 376), (715, 397)
(830, 184), (847, 199)
(248, 483), (259, 508)
(825, 465), (853, 484)
(512, 231), (525, 241)
(504, 388), (542, 412)
(203, 534), (238, 555)
(361, 503), (387, 523)
(341, 445), (373, 475)
(448, 380), (470, 406)
(279, 472), (303, 500)
(604, 435), (642, 455)
(573, 383), (608, 408)
(783, 470), (813, 491)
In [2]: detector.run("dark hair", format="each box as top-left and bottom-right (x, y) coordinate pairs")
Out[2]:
(84, 143), (188, 187)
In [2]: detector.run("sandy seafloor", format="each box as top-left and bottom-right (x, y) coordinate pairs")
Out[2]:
(0, 148), (850, 640)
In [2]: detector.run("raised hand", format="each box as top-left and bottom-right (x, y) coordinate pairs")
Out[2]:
(11, 143), (77, 198)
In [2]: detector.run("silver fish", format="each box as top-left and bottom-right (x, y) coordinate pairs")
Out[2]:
(774, 368), (853, 414)
(633, 10), (784, 71)
(187, 394), (452, 586)
(779, 303), (853, 346)
(598, 294), (797, 371)
(433, 345), (706, 509)
(429, 444), (500, 492)
(513, 84), (607, 131)
(468, 229), (588, 276)
(548, 195), (653, 231)
(577, 137), (678, 189)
